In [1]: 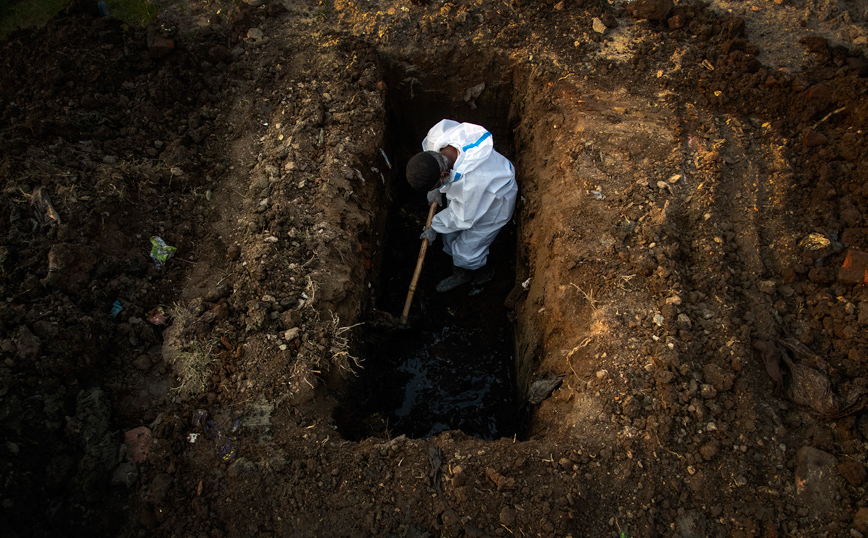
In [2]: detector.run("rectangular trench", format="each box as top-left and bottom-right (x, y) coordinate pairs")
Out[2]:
(333, 52), (528, 441)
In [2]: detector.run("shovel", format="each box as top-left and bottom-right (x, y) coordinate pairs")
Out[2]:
(400, 201), (439, 325)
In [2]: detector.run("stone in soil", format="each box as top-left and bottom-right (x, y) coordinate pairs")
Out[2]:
(795, 446), (842, 519)
(839, 250), (868, 285)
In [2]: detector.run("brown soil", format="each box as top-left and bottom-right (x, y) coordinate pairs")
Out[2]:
(1, 0), (867, 536)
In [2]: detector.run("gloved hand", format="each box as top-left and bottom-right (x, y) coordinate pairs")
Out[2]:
(419, 227), (438, 244)
(427, 189), (443, 206)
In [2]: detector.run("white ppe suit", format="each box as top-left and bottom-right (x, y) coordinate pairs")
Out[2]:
(424, 120), (518, 270)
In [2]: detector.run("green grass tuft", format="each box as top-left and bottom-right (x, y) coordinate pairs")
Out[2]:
(0, 0), (161, 40)
(0, 0), (68, 39)
(105, 0), (161, 27)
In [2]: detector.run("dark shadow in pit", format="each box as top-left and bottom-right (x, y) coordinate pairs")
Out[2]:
(334, 58), (525, 441)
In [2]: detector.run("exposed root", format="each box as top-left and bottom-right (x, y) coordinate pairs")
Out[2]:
(330, 311), (364, 375)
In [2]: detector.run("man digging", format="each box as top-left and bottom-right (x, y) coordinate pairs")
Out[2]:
(406, 119), (518, 292)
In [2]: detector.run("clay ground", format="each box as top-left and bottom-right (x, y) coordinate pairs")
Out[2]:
(1, 0), (868, 536)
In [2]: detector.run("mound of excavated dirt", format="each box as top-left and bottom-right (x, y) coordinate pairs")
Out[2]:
(1, 0), (867, 536)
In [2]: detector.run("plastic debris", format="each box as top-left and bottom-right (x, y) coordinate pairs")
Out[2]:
(97, 1), (109, 16)
(754, 338), (867, 418)
(379, 148), (392, 169)
(463, 82), (485, 109)
(110, 300), (123, 318)
(148, 306), (167, 325)
(187, 433), (199, 443)
(31, 186), (62, 226)
(204, 419), (240, 462)
(149, 236), (177, 269)
(521, 278), (532, 290)
(528, 375), (563, 405)
(591, 190), (605, 200)
(799, 233), (831, 251)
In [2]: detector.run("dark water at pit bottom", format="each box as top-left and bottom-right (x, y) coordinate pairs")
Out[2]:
(335, 207), (522, 441)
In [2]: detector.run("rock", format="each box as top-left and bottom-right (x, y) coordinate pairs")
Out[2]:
(16, 325), (41, 359)
(147, 473), (172, 503)
(668, 14), (685, 29)
(284, 327), (300, 341)
(859, 302), (868, 325)
(703, 363), (734, 391)
(840, 200), (862, 228)
(132, 354), (151, 371)
(838, 461), (867, 486)
(500, 506), (517, 526)
(700, 441), (718, 460)
(700, 384), (717, 399)
(839, 250), (868, 285)
(758, 280), (776, 294)
(795, 446), (841, 519)
(208, 45), (234, 64)
(625, 0), (673, 21)
(621, 395), (642, 418)
(592, 17), (607, 34)
(124, 427), (151, 463)
(485, 467), (517, 491)
(802, 83), (832, 104)
(855, 507), (868, 533)
(600, 11), (618, 28)
(247, 27), (264, 40)
(803, 128), (828, 147)
(802, 36), (829, 54)
(677, 510), (707, 538)
(656, 370), (675, 384)
(227, 244), (241, 260)
(111, 462), (138, 487)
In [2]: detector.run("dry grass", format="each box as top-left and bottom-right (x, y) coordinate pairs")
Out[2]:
(171, 336), (218, 396)
(168, 304), (219, 397)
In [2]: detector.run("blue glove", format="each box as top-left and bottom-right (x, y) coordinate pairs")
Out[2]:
(427, 189), (443, 206)
(420, 227), (438, 243)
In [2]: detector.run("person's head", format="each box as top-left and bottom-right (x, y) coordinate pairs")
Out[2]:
(406, 150), (449, 192)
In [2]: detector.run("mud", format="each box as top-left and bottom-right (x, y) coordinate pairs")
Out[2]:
(1, 0), (868, 536)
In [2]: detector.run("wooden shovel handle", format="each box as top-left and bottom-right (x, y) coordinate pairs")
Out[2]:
(400, 201), (439, 324)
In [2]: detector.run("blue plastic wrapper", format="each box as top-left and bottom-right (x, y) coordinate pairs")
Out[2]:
(110, 300), (122, 318)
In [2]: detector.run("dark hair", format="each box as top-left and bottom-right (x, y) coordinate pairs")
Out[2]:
(406, 152), (440, 192)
